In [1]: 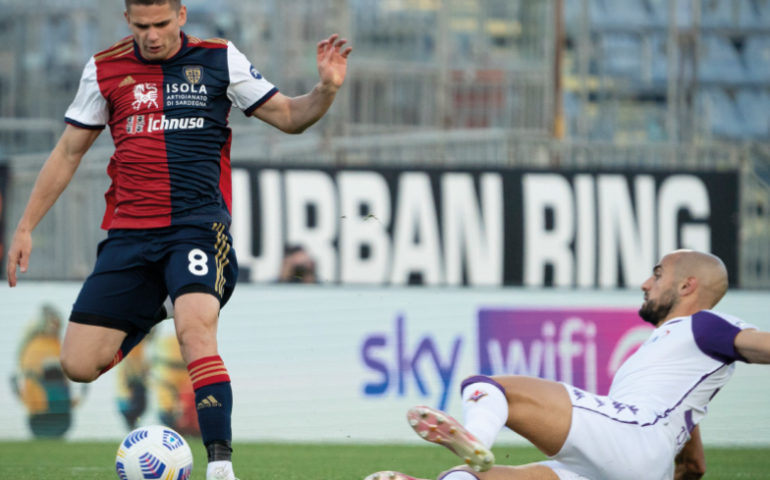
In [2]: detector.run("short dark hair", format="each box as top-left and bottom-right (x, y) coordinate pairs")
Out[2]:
(125, 0), (182, 12)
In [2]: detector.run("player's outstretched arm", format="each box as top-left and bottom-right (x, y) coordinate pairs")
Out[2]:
(734, 329), (770, 364)
(252, 34), (352, 134)
(6, 125), (101, 287)
(674, 425), (706, 480)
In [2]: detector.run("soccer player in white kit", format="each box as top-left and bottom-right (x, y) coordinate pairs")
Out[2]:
(366, 250), (770, 480)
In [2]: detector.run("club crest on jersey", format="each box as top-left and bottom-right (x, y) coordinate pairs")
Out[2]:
(183, 66), (203, 85)
(250, 65), (263, 80)
(132, 83), (159, 110)
(467, 390), (488, 402)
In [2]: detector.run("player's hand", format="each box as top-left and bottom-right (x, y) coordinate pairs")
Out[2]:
(316, 33), (352, 92)
(674, 451), (705, 480)
(7, 229), (32, 287)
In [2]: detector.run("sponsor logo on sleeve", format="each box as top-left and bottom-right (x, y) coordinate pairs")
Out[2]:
(250, 65), (263, 80)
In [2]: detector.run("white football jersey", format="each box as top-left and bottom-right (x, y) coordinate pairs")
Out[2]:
(608, 310), (755, 446)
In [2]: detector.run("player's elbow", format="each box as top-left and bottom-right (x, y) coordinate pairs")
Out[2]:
(686, 459), (706, 478)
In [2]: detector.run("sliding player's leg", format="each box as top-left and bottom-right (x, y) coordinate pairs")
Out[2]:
(489, 375), (572, 456)
(366, 464), (563, 480)
(410, 375), (572, 471)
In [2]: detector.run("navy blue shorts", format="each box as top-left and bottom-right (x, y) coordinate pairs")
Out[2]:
(70, 222), (238, 334)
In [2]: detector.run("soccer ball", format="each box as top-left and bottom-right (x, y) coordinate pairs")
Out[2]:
(116, 425), (193, 480)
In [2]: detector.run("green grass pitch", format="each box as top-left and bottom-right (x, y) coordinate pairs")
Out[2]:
(0, 441), (768, 479)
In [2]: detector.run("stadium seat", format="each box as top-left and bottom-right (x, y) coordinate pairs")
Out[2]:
(699, 35), (746, 85)
(648, 0), (693, 28)
(737, 0), (767, 28)
(744, 35), (770, 83)
(736, 89), (770, 138)
(651, 0), (762, 29)
(564, 0), (603, 38)
(593, 0), (653, 30)
(562, 92), (582, 137)
(650, 34), (669, 85)
(601, 33), (644, 79)
(698, 88), (747, 139)
(752, 0), (770, 26)
(563, 0), (580, 37)
(701, 0), (737, 28)
(183, 0), (227, 14)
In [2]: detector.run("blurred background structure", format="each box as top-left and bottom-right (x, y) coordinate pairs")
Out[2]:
(0, 0), (769, 286)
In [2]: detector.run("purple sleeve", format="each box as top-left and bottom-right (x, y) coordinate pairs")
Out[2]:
(692, 311), (748, 364)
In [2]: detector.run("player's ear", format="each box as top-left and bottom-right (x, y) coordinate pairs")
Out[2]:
(177, 5), (187, 27)
(680, 276), (698, 297)
(124, 10), (130, 25)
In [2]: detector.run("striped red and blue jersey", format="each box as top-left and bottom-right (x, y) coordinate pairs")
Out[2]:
(64, 32), (278, 230)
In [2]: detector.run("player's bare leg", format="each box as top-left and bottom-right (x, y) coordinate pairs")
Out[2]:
(174, 292), (220, 362)
(365, 464), (560, 480)
(439, 465), (560, 480)
(494, 376), (572, 456)
(409, 376), (572, 472)
(61, 299), (173, 383)
(365, 472), (428, 480)
(60, 323), (127, 382)
(174, 292), (237, 480)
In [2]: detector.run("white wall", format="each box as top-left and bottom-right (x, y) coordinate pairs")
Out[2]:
(0, 283), (767, 446)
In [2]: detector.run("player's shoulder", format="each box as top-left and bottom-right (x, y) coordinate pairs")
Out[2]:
(94, 36), (135, 63)
(186, 35), (231, 49)
(692, 309), (754, 330)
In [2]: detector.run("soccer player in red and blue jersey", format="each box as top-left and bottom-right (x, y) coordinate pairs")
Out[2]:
(6, 1), (352, 479)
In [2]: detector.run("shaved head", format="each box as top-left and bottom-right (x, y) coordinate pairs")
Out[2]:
(639, 250), (729, 326)
(666, 250), (729, 308)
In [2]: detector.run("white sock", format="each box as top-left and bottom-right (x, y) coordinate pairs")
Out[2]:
(162, 296), (174, 319)
(207, 460), (235, 480)
(439, 471), (480, 480)
(461, 378), (509, 449)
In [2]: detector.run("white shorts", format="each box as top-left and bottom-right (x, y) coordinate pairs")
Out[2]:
(540, 461), (592, 480)
(539, 385), (677, 480)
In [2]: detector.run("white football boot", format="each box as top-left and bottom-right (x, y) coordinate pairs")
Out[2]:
(407, 406), (495, 472)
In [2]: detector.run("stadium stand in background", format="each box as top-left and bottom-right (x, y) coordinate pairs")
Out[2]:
(564, 0), (770, 143)
(0, 0), (768, 287)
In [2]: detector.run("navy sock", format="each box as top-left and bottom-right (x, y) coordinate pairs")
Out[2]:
(188, 356), (233, 460)
(195, 382), (233, 448)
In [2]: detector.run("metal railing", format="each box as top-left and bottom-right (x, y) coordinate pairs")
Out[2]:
(742, 144), (770, 289)
(741, 170), (770, 289)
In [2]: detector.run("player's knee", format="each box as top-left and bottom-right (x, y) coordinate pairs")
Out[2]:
(176, 329), (216, 359)
(438, 467), (478, 480)
(177, 329), (211, 348)
(59, 353), (99, 383)
(486, 375), (539, 405)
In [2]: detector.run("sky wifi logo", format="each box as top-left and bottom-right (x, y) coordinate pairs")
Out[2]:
(197, 395), (222, 410)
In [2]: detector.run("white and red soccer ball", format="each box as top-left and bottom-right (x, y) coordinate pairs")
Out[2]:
(116, 425), (193, 480)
